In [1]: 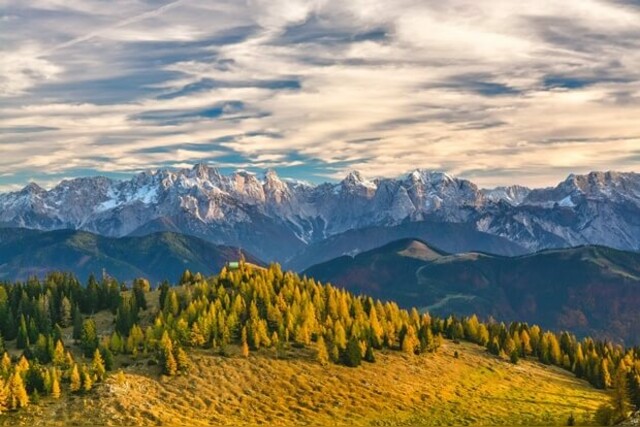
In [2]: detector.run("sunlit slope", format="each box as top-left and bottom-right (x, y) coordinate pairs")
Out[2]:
(3, 341), (605, 426)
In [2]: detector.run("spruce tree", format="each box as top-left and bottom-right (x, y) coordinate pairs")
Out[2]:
(51, 369), (61, 399)
(8, 371), (28, 409)
(92, 349), (106, 381)
(241, 327), (250, 358)
(81, 365), (93, 393)
(80, 318), (99, 357)
(316, 336), (329, 366)
(72, 306), (83, 341)
(0, 377), (7, 413)
(70, 364), (81, 393)
(342, 336), (362, 367)
(164, 350), (178, 376)
(175, 347), (190, 373)
(16, 316), (28, 349)
(59, 296), (73, 327)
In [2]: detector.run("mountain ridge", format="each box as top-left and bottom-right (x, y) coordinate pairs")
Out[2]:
(303, 238), (640, 343)
(0, 228), (261, 283)
(1, 164), (639, 264)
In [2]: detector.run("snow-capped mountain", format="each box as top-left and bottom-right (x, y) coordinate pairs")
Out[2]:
(1, 165), (639, 264)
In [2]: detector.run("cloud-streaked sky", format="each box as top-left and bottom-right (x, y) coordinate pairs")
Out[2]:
(2, 0), (640, 191)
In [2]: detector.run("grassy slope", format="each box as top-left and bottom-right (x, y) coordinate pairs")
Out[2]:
(2, 342), (607, 426)
(0, 287), (608, 426)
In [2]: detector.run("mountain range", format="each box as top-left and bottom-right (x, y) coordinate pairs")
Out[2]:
(1, 164), (639, 269)
(304, 239), (640, 343)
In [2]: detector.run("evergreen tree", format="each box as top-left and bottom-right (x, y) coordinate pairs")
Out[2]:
(159, 281), (170, 311)
(175, 347), (190, 373)
(100, 346), (114, 371)
(316, 336), (329, 366)
(72, 306), (83, 341)
(51, 370), (61, 399)
(8, 371), (29, 409)
(80, 318), (99, 357)
(164, 350), (178, 376)
(70, 364), (81, 393)
(16, 315), (28, 349)
(364, 345), (376, 363)
(81, 365), (93, 393)
(92, 349), (106, 381)
(342, 336), (362, 367)
(59, 296), (73, 327)
(612, 365), (631, 421)
(241, 327), (250, 358)
(132, 278), (149, 311)
(0, 378), (7, 413)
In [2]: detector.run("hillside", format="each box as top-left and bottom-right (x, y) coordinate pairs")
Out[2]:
(0, 262), (630, 426)
(3, 341), (607, 426)
(0, 228), (261, 283)
(0, 284), (608, 426)
(304, 239), (640, 343)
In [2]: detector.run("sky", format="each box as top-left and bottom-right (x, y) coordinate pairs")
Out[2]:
(1, 0), (640, 192)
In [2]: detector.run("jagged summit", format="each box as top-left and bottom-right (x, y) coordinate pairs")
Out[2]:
(1, 166), (640, 262)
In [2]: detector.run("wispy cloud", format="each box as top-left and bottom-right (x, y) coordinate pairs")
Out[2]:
(1, 0), (640, 191)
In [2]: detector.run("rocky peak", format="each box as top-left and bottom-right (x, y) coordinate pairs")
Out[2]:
(20, 182), (45, 195)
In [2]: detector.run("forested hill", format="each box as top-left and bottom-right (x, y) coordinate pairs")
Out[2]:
(304, 238), (640, 343)
(0, 228), (261, 283)
(0, 263), (634, 425)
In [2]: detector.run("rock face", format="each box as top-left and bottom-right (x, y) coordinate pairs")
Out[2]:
(0, 165), (639, 264)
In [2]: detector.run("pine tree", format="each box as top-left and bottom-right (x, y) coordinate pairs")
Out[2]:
(81, 365), (93, 393)
(70, 364), (81, 393)
(16, 316), (28, 349)
(612, 365), (631, 421)
(51, 369), (61, 399)
(175, 347), (190, 372)
(164, 350), (177, 376)
(59, 296), (73, 327)
(80, 318), (99, 357)
(0, 378), (7, 413)
(189, 323), (206, 347)
(241, 327), (250, 358)
(52, 340), (66, 367)
(364, 345), (376, 363)
(0, 353), (11, 378)
(316, 336), (329, 366)
(401, 326), (418, 356)
(100, 346), (115, 371)
(600, 359), (612, 389)
(8, 371), (28, 409)
(72, 306), (83, 341)
(92, 349), (106, 381)
(342, 336), (362, 367)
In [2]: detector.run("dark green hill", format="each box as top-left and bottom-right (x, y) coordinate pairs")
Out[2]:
(285, 221), (527, 271)
(304, 239), (640, 343)
(0, 228), (261, 283)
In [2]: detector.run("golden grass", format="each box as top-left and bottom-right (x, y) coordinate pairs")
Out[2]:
(1, 340), (607, 426)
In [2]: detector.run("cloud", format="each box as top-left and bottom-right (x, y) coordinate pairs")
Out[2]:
(1, 0), (640, 191)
